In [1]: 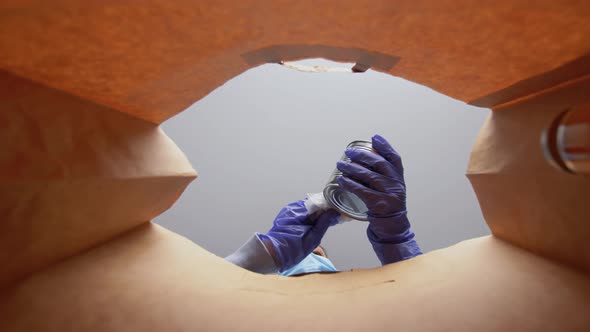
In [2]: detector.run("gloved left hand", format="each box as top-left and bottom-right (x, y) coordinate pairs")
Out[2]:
(257, 200), (340, 272)
(336, 134), (422, 265)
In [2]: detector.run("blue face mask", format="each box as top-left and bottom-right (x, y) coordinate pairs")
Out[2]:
(279, 253), (338, 276)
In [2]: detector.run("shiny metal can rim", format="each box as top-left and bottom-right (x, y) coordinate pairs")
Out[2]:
(323, 185), (369, 221)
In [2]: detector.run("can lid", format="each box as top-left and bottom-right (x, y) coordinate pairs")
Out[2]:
(323, 184), (369, 221)
(346, 140), (372, 149)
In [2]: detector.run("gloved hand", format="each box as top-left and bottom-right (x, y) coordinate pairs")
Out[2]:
(336, 134), (422, 265)
(257, 200), (340, 272)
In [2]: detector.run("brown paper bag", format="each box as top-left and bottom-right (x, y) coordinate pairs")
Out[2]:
(1, 1), (589, 331)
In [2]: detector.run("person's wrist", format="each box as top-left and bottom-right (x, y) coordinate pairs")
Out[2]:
(367, 207), (406, 219)
(255, 233), (283, 269)
(367, 210), (411, 243)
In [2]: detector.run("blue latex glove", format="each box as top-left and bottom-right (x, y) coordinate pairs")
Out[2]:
(336, 134), (422, 265)
(257, 200), (340, 272)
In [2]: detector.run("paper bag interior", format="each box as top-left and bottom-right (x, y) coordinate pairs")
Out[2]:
(1, 1), (589, 331)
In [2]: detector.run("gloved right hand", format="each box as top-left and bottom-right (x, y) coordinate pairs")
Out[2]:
(257, 199), (340, 272)
(336, 134), (422, 265)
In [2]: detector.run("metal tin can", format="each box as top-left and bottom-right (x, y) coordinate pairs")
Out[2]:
(542, 103), (590, 176)
(323, 140), (374, 221)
